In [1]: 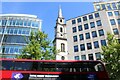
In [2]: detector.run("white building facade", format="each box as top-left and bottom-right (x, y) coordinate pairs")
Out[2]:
(54, 0), (120, 60)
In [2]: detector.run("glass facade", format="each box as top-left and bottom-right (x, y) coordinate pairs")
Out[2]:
(0, 14), (42, 58)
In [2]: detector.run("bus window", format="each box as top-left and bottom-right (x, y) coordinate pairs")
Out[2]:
(32, 62), (38, 71)
(14, 61), (32, 70)
(94, 63), (104, 71)
(0, 61), (2, 70)
(2, 61), (14, 70)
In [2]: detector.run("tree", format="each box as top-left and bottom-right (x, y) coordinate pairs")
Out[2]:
(101, 33), (120, 80)
(17, 31), (57, 60)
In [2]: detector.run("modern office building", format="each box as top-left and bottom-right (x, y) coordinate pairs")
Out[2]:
(54, 0), (120, 60)
(0, 14), (42, 58)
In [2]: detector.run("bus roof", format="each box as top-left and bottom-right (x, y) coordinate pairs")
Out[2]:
(0, 58), (102, 63)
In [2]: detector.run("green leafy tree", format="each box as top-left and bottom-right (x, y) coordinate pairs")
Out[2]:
(101, 33), (120, 80)
(17, 31), (57, 60)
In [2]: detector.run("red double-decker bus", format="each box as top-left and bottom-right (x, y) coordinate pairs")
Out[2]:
(0, 58), (109, 80)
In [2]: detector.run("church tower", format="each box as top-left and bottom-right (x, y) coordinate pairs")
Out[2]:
(53, 6), (68, 60)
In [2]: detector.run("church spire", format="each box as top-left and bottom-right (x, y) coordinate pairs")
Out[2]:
(58, 5), (63, 18)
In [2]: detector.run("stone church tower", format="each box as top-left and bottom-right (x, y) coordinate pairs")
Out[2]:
(53, 6), (68, 60)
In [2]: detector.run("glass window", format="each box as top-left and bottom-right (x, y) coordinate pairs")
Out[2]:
(112, 3), (117, 10)
(108, 12), (113, 16)
(73, 35), (77, 42)
(83, 16), (87, 21)
(22, 30), (26, 34)
(0, 28), (2, 34)
(72, 27), (77, 33)
(26, 30), (29, 35)
(10, 29), (14, 34)
(18, 29), (22, 34)
(10, 47), (14, 53)
(8, 20), (12, 26)
(34, 22), (39, 27)
(72, 20), (76, 24)
(14, 29), (17, 34)
(88, 54), (94, 60)
(2, 20), (7, 26)
(7, 29), (10, 34)
(94, 41), (99, 48)
(0, 20), (2, 26)
(5, 47), (9, 54)
(81, 55), (86, 60)
(86, 32), (90, 39)
(80, 44), (85, 51)
(106, 3), (112, 10)
(89, 14), (93, 19)
(113, 28), (119, 35)
(87, 43), (92, 50)
(101, 40), (106, 46)
(84, 23), (89, 30)
(61, 43), (65, 52)
(74, 56), (79, 60)
(12, 20), (16, 26)
(96, 20), (102, 26)
(114, 11), (119, 16)
(95, 52), (101, 60)
(95, 13), (99, 18)
(2, 61), (14, 70)
(19, 20), (23, 26)
(32, 21), (35, 27)
(117, 19), (120, 24)
(78, 25), (82, 31)
(79, 34), (84, 40)
(90, 22), (95, 28)
(96, 5), (101, 11)
(28, 21), (31, 26)
(92, 31), (97, 38)
(60, 27), (63, 32)
(110, 19), (116, 25)
(24, 21), (27, 26)
(77, 18), (81, 23)
(74, 45), (79, 52)
(118, 2), (120, 9)
(14, 48), (19, 53)
(98, 29), (104, 36)
(16, 20), (19, 26)
(101, 4), (106, 10)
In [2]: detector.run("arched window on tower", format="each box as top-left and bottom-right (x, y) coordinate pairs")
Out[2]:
(60, 27), (63, 32)
(61, 43), (65, 52)
(60, 19), (62, 22)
